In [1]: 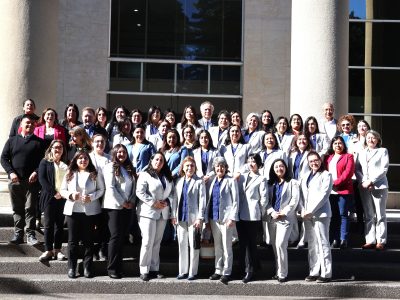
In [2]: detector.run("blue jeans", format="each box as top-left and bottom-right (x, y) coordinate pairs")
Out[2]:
(329, 194), (352, 241)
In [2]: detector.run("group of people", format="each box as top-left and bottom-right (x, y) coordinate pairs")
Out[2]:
(0, 99), (389, 284)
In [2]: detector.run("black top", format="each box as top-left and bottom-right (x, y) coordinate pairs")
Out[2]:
(9, 114), (40, 137)
(1, 134), (45, 180)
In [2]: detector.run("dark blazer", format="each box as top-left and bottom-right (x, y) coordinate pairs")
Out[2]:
(38, 159), (67, 212)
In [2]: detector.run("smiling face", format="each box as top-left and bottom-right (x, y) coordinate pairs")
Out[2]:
(133, 127), (145, 143)
(93, 135), (106, 153)
(185, 108), (194, 122)
(183, 128), (195, 143)
(215, 163), (226, 178)
(247, 157), (258, 173)
(323, 104), (334, 121)
(332, 139), (345, 154)
(82, 110), (95, 126)
(262, 111), (272, 125)
(67, 106), (77, 121)
(165, 112), (175, 126)
(20, 117), (35, 135)
(229, 125), (241, 144)
(231, 113), (241, 127)
(201, 104), (213, 120)
(115, 108), (126, 122)
(77, 153), (89, 171)
(247, 116), (258, 131)
(307, 119), (317, 134)
(199, 132), (209, 148)
(276, 118), (288, 135)
(308, 154), (321, 173)
(218, 114), (230, 129)
(23, 100), (35, 114)
(97, 110), (107, 124)
(44, 110), (56, 126)
(296, 134), (309, 151)
(340, 120), (352, 134)
(291, 115), (302, 131)
(366, 132), (379, 149)
(182, 160), (196, 178)
(158, 121), (169, 136)
(357, 121), (369, 136)
(115, 146), (128, 164)
(151, 109), (161, 124)
(273, 160), (286, 179)
(131, 112), (142, 125)
(51, 141), (64, 162)
(166, 131), (177, 148)
(151, 153), (164, 172)
(264, 133), (276, 149)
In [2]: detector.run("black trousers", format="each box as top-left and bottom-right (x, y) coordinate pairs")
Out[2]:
(107, 208), (131, 275)
(66, 213), (96, 270)
(43, 198), (65, 251)
(237, 220), (261, 273)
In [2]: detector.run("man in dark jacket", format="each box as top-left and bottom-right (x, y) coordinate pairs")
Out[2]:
(1, 114), (45, 245)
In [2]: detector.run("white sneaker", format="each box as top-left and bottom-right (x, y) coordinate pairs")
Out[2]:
(39, 251), (54, 262)
(54, 250), (66, 261)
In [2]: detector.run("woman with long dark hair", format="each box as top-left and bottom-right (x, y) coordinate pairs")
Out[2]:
(303, 116), (329, 158)
(103, 144), (136, 278)
(193, 129), (220, 183)
(324, 136), (354, 249)
(38, 140), (68, 262)
(95, 107), (108, 129)
(176, 105), (201, 139)
(274, 116), (294, 156)
(145, 106), (162, 138)
(60, 151), (105, 278)
(136, 152), (175, 281)
(34, 108), (68, 149)
(266, 159), (299, 282)
(261, 110), (274, 132)
(160, 128), (182, 178)
(106, 105), (130, 144)
(127, 124), (156, 173)
(300, 151), (333, 283)
(60, 103), (82, 131)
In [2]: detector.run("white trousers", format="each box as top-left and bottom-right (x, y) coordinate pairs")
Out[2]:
(268, 220), (292, 278)
(210, 220), (233, 276)
(360, 188), (388, 244)
(305, 218), (332, 278)
(138, 216), (167, 274)
(177, 221), (200, 276)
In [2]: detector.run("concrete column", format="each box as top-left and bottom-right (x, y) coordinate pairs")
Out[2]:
(290, 0), (349, 119)
(0, 0), (59, 147)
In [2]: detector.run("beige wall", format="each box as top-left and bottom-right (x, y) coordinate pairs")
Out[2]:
(242, 0), (292, 119)
(57, 0), (110, 116)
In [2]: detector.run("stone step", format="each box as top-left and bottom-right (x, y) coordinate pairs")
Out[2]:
(0, 274), (399, 298)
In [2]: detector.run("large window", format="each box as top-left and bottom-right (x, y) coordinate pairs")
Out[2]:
(349, 0), (400, 190)
(109, 0), (243, 113)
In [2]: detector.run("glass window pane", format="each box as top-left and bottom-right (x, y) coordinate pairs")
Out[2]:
(349, 0), (366, 19)
(109, 62), (141, 91)
(176, 64), (208, 93)
(387, 166), (400, 191)
(143, 63), (174, 93)
(350, 0), (400, 20)
(349, 22), (400, 67)
(110, 0), (242, 60)
(349, 69), (400, 114)
(210, 65), (241, 94)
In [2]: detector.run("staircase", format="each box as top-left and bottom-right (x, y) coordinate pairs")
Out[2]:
(0, 172), (400, 298)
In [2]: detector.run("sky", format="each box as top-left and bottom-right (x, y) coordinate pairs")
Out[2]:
(349, 0), (366, 19)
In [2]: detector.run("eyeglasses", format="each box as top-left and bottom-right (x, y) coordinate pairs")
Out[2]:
(341, 123), (350, 127)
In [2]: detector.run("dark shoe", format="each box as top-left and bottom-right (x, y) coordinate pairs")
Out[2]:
(68, 269), (76, 279)
(140, 273), (150, 281)
(149, 271), (164, 279)
(108, 272), (121, 279)
(9, 234), (24, 245)
(271, 275), (278, 280)
(220, 275), (230, 284)
(376, 243), (385, 251)
(188, 275), (198, 281)
(316, 276), (331, 283)
(331, 240), (339, 249)
(340, 240), (348, 249)
(99, 249), (108, 261)
(209, 273), (221, 280)
(177, 273), (188, 280)
(277, 277), (287, 283)
(84, 268), (93, 278)
(27, 235), (40, 246)
(242, 272), (253, 283)
(361, 243), (376, 249)
(305, 275), (319, 282)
